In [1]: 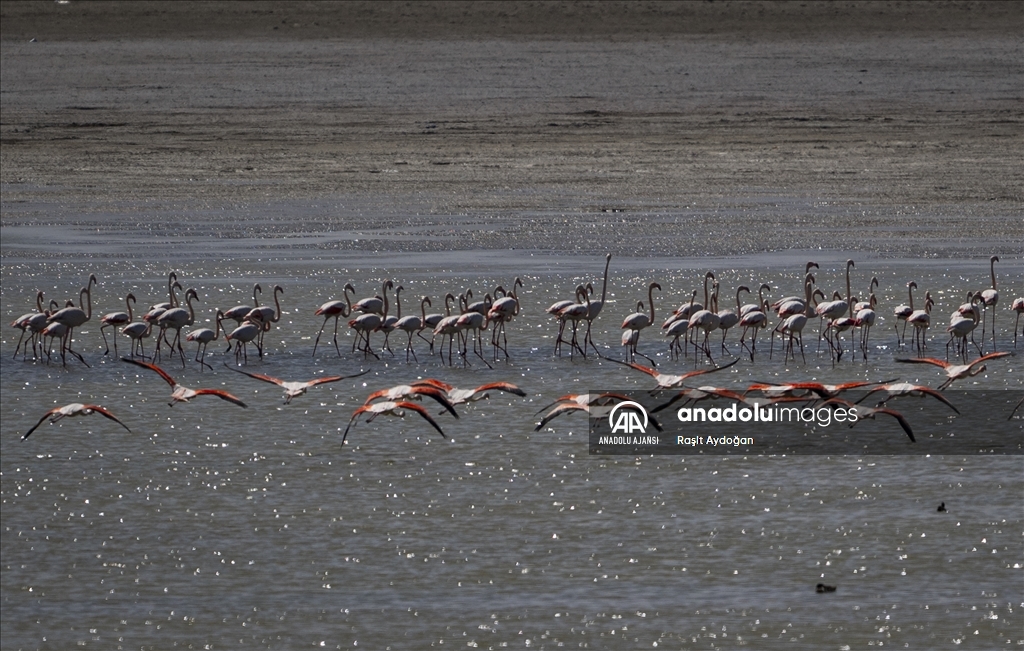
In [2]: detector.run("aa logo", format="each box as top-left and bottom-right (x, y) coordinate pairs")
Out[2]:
(609, 401), (648, 434)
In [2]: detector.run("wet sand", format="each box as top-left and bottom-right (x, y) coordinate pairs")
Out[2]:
(2, 1), (1022, 262)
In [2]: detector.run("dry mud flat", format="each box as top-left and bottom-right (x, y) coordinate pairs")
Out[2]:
(1, 1), (1022, 261)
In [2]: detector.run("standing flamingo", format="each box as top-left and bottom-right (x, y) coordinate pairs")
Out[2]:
(222, 283), (262, 328)
(120, 319), (154, 360)
(99, 293), (136, 356)
(122, 357), (247, 407)
(488, 277), (523, 360)
(907, 291), (933, 354)
(893, 282), (916, 347)
(22, 403), (130, 440)
(664, 290), (696, 360)
(155, 287), (199, 365)
(378, 285), (403, 356)
(716, 285), (747, 353)
(1012, 296), (1024, 347)
(687, 273), (721, 362)
(395, 295), (430, 362)
(583, 254), (612, 356)
(738, 297), (769, 360)
(622, 281), (661, 364)
(245, 284), (283, 357)
(150, 272), (179, 311)
(225, 318), (264, 364)
(47, 274), (98, 367)
(979, 255), (999, 352)
(185, 309), (224, 370)
(11, 291), (46, 360)
(313, 283), (355, 357)
(350, 282), (389, 358)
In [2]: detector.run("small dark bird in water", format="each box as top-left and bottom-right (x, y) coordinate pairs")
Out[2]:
(937, 502), (947, 512)
(816, 583), (837, 593)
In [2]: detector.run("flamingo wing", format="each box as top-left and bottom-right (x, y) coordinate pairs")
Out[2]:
(83, 404), (132, 432)
(193, 389), (248, 408)
(304, 368), (368, 387)
(876, 409), (916, 443)
(972, 351), (1013, 367)
(471, 382), (527, 398)
(410, 386), (460, 419)
(681, 358), (739, 379)
(22, 407), (62, 440)
(894, 357), (949, 369)
(535, 403), (587, 430)
(223, 364), (285, 386)
(121, 357), (177, 388)
(393, 401), (447, 438)
(341, 406), (372, 444)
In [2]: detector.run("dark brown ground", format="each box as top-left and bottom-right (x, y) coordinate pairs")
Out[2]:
(2, 1), (1022, 259)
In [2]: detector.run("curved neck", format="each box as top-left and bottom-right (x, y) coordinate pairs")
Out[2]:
(600, 255), (611, 302)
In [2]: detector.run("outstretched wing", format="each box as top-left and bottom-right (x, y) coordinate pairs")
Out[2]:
(193, 389), (247, 408)
(122, 357), (177, 387)
(535, 403), (586, 431)
(308, 368), (369, 387)
(878, 409), (916, 443)
(894, 357), (948, 369)
(83, 404), (132, 432)
(602, 357), (659, 378)
(411, 386), (459, 419)
(973, 351), (1013, 367)
(22, 408), (60, 440)
(681, 358), (739, 379)
(471, 382), (527, 398)
(223, 363), (285, 387)
(394, 401), (446, 439)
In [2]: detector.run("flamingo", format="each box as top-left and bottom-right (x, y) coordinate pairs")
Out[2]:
(893, 282), (917, 347)
(350, 282), (389, 358)
(395, 295), (430, 362)
(489, 277), (523, 360)
(557, 285), (591, 358)
(313, 283), (355, 357)
(362, 384), (460, 418)
(533, 392), (635, 416)
(716, 285), (747, 353)
(433, 293), (468, 366)
(907, 291), (933, 353)
(423, 293), (455, 353)
(946, 294), (981, 361)
(741, 283), (771, 317)
(225, 364), (368, 404)
(979, 255), (999, 352)
(622, 281), (661, 364)
(121, 357), (247, 407)
(1013, 296), (1024, 347)
(455, 308), (492, 367)
(22, 403), (130, 440)
(99, 293), (135, 356)
(771, 277), (816, 363)
(120, 319), (154, 360)
(342, 401), (446, 445)
(606, 357), (738, 391)
(747, 378), (896, 401)
(737, 300), (769, 361)
(855, 293), (878, 360)
(822, 398), (915, 443)
(225, 318), (264, 364)
(410, 379), (526, 405)
(859, 382), (960, 414)
(245, 284), (283, 356)
(465, 289), (493, 316)
(663, 290), (695, 360)
(895, 351), (1013, 390)
(583, 254), (612, 356)
(47, 274), (97, 367)
(11, 291), (46, 360)
(155, 287), (199, 365)
(222, 283), (262, 328)
(40, 321), (68, 364)
(150, 271), (179, 311)
(352, 281), (388, 316)
(769, 262), (818, 311)
(143, 280), (181, 330)
(185, 309), (224, 370)
(548, 285), (585, 357)
(378, 285), (403, 356)
(687, 272), (719, 361)
(814, 259), (854, 358)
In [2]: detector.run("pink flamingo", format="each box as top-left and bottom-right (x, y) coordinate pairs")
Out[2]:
(979, 255), (999, 351)
(22, 403), (130, 440)
(185, 309), (224, 370)
(893, 281), (916, 347)
(895, 351), (1013, 390)
(342, 401), (446, 445)
(313, 283), (355, 357)
(122, 357), (247, 407)
(606, 357), (738, 390)
(47, 274), (98, 367)
(622, 281), (661, 364)
(99, 293), (135, 356)
(225, 365), (367, 403)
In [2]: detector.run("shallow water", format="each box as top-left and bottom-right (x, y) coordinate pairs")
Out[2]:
(2, 250), (1022, 649)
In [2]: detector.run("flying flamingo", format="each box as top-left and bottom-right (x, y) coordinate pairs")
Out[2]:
(893, 282), (916, 347)
(979, 255), (999, 352)
(395, 295), (430, 362)
(747, 378), (896, 400)
(185, 309), (225, 370)
(22, 403), (131, 440)
(410, 379), (527, 405)
(622, 281), (661, 364)
(583, 254), (612, 356)
(342, 401), (446, 445)
(99, 293), (135, 356)
(895, 351), (1013, 390)
(859, 382), (960, 414)
(822, 398), (915, 443)
(361, 383), (460, 418)
(533, 391), (635, 416)
(313, 283), (355, 357)
(606, 357), (738, 391)
(121, 357), (247, 407)
(47, 274), (98, 367)
(225, 364), (368, 403)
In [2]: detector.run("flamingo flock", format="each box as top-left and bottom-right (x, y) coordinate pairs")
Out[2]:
(9, 258), (1023, 443)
